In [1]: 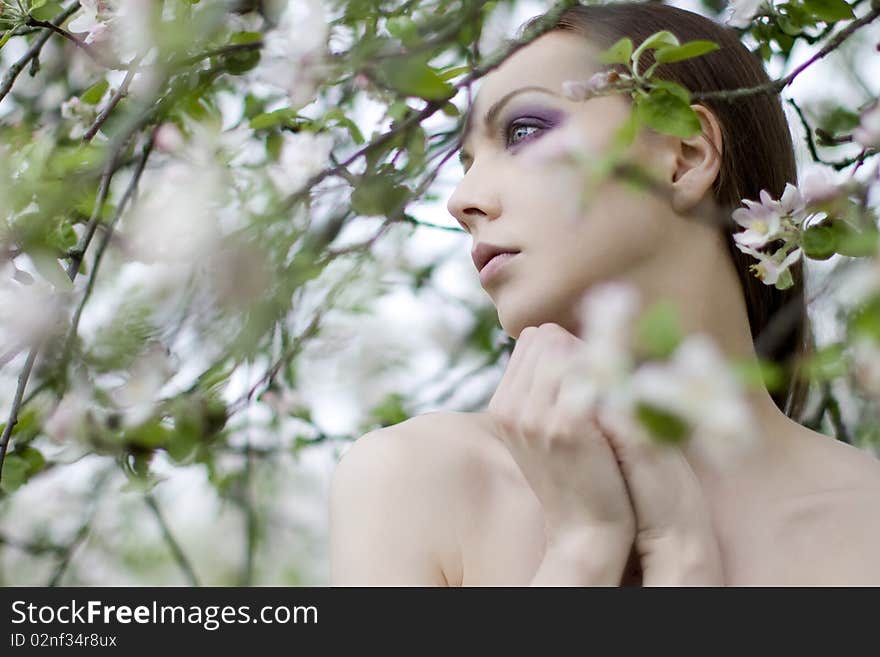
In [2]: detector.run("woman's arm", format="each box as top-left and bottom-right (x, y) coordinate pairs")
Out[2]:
(329, 428), (454, 586)
(528, 527), (632, 586)
(595, 409), (725, 586)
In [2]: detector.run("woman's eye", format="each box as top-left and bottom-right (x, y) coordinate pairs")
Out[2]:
(506, 122), (543, 148)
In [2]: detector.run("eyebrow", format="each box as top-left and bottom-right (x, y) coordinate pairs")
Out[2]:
(458, 85), (561, 164)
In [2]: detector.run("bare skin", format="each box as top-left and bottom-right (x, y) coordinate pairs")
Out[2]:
(329, 31), (880, 586)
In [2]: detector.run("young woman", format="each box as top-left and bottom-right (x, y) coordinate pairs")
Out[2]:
(329, 2), (880, 585)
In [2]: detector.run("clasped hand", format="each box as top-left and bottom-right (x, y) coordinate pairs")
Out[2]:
(487, 323), (724, 586)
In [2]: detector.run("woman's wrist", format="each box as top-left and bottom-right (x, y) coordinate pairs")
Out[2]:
(639, 529), (724, 586)
(532, 525), (633, 586)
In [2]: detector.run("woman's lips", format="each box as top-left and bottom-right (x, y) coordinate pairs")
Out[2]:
(479, 252), (519, 286)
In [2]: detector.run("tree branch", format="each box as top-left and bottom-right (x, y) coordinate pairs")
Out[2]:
(693, 7), (880, 103)
(0, 3), (80, 103)
(144, 491), (201, 586)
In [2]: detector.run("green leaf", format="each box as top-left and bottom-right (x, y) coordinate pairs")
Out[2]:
(731, 358), (786, 393)
(802, 223), (838, 260)
(0, 455), (30, 493)
(438, 65), (469, 82)
(635, 88), (700, 138)
(30, 249), (72, 290)
(29, 1), (62, 20)
(599, 37), (633, 65)
(249, 108), (300, 130)
(802, 0), (855, 22)
(636, 301), (683, 359)
(833, 224), (879, 257)
(368, 392), (409, 428)
(635, 30), (680, 57)
(81, 79), (110, 105)
(230, 31), (262, 45)
(386, 16), (419, 47)
(377, 55), (454, 100)
(773, 267), (794, 290)
(634, 402), (690, 444)
(654, 40), (720, 64)
(351, 175), (410, 217)
(801, 342), (848, 381)
(648, 79), (692, 104)
(850, 297), (880, 342)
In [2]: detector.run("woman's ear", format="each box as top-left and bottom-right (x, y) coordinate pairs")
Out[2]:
(669, 104), (723, 215)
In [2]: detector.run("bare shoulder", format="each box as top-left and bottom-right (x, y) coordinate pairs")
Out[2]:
(329, 410), (507, 585)
(766, 428), (880, 583)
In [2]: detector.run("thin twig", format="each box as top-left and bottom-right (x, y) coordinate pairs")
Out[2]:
(144, 491), (200, 586)
(787, 98), (878, 171)
(693, 7), (880, 103)
(61, 130), (155, 370)
(82, 55), (143, 142)
(24, 15), (104, 65)
(0, 130), (130, 485)
(239, 439), (257, 586)
(280, 0), (580, 211)
(0, 3), (80, 103)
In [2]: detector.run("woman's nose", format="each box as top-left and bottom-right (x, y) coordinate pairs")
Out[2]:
(446, 166), (502, 234)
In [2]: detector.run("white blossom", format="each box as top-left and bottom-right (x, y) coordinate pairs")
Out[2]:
(67, 0), (116, 45)
(255, 0), (330, 109)
(42, 386), (94, 444)
(267, 131), (334, 196)
(631, 333), (754, 440)
(0, 270), (69, 348)
(799, 167), (841, 204)
(556, 283), (641, 414)
(561, 70), (622, 102)
(736, 243), (803, 287)
(108, 341), (174, 427)
(853, 102), (880, 150)
(123, 126), (229, 263)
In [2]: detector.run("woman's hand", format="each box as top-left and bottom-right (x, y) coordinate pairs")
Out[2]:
(595, 402), (725, 585)
(487, 323), (636, 557)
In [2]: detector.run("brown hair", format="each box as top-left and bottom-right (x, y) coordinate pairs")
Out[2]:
(517, 1), (813, 421)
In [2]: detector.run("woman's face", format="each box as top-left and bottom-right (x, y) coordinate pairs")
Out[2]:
(447, 31), (684, 338)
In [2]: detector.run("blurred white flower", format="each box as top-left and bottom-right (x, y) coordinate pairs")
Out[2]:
(256, 0), (330, 109)
(557, 282), (641, 413)
(627, 334), (758, 448)
(262, 387), (306, 417)
(267, 131), (334, 196)
(124, 159), (224, 263)
(60, 96), (98, 140)
(43, 386), (93, 444)
(0, 273), (69, 348)
(562, 70), (623, 102)
(108, 341), (174, 427)
(153, 122), (185, 154)
(799, 167), (841, 205)
(576, 280), (641, 346)
(724, 0), (767, 29)
(853, 102), (880, 150)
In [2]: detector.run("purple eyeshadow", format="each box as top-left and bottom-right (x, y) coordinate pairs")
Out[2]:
(507, 105), (566, 126)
